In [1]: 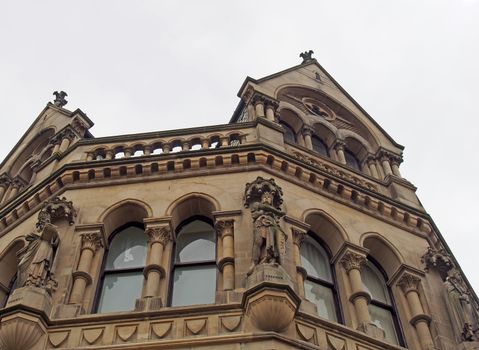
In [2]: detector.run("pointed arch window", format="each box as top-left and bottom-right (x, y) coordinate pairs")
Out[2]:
(344, 149), (361, 171)
(300, 236), (341, 322)
(312, 136), (329, 157)
(96, 223), (147, 313)
(362, 260), (404, 345)
(170, 218), (217, 307)
(280, 122), (296, 144)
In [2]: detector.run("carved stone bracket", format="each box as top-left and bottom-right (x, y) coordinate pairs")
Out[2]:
(421, 247), (454, 279)
(244, 176), (283, 209)
(36, 196), (76, 231)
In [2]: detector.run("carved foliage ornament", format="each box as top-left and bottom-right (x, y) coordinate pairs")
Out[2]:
(81, 232), (103, 252)
(146, 226), (171, 245)
(397, 273), (421, 294)
(36, 196), (76, 231)
(340, 251), (366, 273)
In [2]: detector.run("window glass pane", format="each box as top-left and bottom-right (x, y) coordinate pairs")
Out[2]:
(312, 136), (328, 156)
(345, 150), (360, 171)
(362, 263), (391, 304)
(281, 123), (296, 143)
(106, 226), (147, 270)
(98, 272), (143, 313)
(304, 280), (337, 322)
(172, 265), (216, 306)
(300, 237), (332, 282)
(176, 220), (215, 263)
(369, 304), (399, 345)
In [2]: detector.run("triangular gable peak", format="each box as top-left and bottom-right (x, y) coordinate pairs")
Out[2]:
(232, 60), (403, 159)
(0, 102), (94, 184)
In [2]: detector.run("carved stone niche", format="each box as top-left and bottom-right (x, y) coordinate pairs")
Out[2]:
(243, 264), (300, 333)
(0, 312), (47, 350)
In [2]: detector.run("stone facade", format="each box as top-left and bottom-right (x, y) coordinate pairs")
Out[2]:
(0, 54), (477, 350)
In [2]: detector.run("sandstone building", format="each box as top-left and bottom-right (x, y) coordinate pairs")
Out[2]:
(0, 52), (477, 350)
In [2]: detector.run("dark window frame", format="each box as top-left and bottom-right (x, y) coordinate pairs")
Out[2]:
(311, 135), (329, 157)
(366, 256), (406, 347)
(280, 121), (297, 144)
(93, 221), (146, 313)
(302, 233), (343, 324)
(167, 215), (218, 307)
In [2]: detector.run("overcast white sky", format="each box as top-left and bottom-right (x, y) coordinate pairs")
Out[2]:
(0, 1), (478, 291)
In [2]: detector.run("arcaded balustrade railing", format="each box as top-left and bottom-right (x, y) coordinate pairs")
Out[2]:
(83, 129), (249, 162)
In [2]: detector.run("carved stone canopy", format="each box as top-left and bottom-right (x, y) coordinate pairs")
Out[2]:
(243, 177), (283, 209)
(421, 247), (454, 280)
(36, 196), (76, 231)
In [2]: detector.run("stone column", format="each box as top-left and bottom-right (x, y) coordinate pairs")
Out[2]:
(253, 95), (265, 119)
(0, 177), (11, 204)
(182, 141), (190, 151)
(340, 251), (380, 337)
(58, 129), (75, 153)
(335, 141), (347, 164)
(220, 137), (229, 147)
(105, 150), (113, 160)
(216, 220), (235, 291)
(366, 155), (380, 179)
(397, 273), (435, 350)
(292, 228), (307, 297)
(201, 138), (210, 149)
(390, 156), (403, 177)
(380, 152), (393, 177)
(162, 143), (171, 154)
(144, 145), (152, 156)
(301, 126), (314, 150)
(265, 99), (279, 122)
(143, 225), (171, 299)
(7, 180), (21, 201)
(124, 147), (132, 158)
(69, 232), (103, 304)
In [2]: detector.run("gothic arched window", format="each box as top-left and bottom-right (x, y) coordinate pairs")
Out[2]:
(280, 122), (296, 144)
(96, 223), (147, 313)
(345, 149), (361, 171)
(362, 260), (403, 345)
(170, 218), (217, 307)
(300, 236), (341, 322)
(312, 136), (329, 157)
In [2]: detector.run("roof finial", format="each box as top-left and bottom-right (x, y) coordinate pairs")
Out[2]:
(53, 91), (68, 107)
(300, 50), (314, 64)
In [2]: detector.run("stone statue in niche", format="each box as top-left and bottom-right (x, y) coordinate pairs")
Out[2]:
(244, 177), (286, 275)
(16, 223), (59, 294)
(444, 269), (479, 342)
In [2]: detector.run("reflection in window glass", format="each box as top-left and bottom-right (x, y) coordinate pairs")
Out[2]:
(172, 266), (216, 306)
(312, 136), (329, 157)
(171, 219), (217, 307)
(370, 304), (399, 344)
(97, 224), (147, 313)
(345, 150), (360, 171)
(300, 236), (339, 322)
(304, 280), (337, 321)
(362, 264), (390, 304)
(98, 272), (143, 313)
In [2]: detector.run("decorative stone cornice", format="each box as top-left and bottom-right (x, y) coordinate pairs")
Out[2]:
(397, 273), (421, 294)
(145, 225), (171, 245)
(340, 251), (367, 272)
(81, 232), (103, 252)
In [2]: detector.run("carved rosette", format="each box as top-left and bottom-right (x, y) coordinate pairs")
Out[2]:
(81, 232), (103, 252)
(146, 226), (171, 246)
(36, 196), (76, 230)
(215, 220), (234, 237)
(397, 273), (421, 294)
(340, 251), (367, 272)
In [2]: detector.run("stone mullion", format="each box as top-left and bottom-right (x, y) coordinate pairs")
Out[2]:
(143, 225), (171, 299)
(334, 141), (347, 164)
(302, 127), (314, 151)
(291, 228), (307, 297)
(397, 273), (435, 350)
(69, 232), (103, 305)
(340, 251), (373, 331)
(215, 220), (235, 291)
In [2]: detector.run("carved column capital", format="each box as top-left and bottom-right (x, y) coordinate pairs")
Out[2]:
(397, 273), (421, 294)
(81, 232), (103, 252)
(215, 219), (234, 237)
(301, 125), (315, 137)
(252, 94), (266, 106)
(146, 226), (171, 245)
(334, 140), (346, 151)
(264, 98), (279, 109)
(340, 251), (367, 272)
(291, 228), (306, 247)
